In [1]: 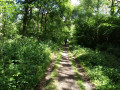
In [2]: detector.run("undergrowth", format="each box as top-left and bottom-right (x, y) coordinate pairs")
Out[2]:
(70, 45), (120, 90)
(0, 37), (59, 90)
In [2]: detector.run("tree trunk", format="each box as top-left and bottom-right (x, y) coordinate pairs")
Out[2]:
(23, 5), (29, 35)
(45, 13), (47, 31)
(41, 12), (44, 32)
(96, 0), (100, 45)
(30, 7), (32, 19)
(37, 7), (41, 31)
(111, 0), (115, 15)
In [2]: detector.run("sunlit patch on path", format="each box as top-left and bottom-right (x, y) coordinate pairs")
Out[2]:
(55, 47), (80, 90)
(36, 47), (95, 90)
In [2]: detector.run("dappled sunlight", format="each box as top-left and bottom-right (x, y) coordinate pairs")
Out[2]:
(45, 52), (62, 90)
(62, 52), (68, 57)
(56, 49), (80, 90)
(82, 82), (95, 90)
(46, 47), (80, 90)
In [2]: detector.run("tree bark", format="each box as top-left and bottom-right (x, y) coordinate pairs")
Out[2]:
(30, 7), (32, 19)
(37, 7), (41, 31)
(41, 12), (44, 32)
(23, 5), (29, 35)
(111, 0), (115, 15)
(45, 13), (47, 31)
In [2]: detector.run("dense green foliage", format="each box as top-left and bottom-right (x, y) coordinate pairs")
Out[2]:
(0, 37), (59, 89)
(70, 0), (120, 88)
(0, 0), (72, 89)
(0, 0), (72, 42)
(73, 0), (120, 50)
(70, 45), (120, 89)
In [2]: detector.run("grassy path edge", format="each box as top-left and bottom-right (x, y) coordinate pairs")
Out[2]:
(68, 52), (96, 90)
(45, 50), (63, 90)
(68, 52), (86, 90)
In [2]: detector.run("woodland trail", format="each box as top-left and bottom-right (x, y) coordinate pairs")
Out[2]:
(35, 47), (95, 90)
(53, 47), (80, 90)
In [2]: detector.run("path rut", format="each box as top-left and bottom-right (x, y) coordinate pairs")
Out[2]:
(36, 47), (95, 90)
(54, 47), (80, 90)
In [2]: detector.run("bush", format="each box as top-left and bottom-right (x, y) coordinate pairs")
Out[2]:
(97, 43), (120, 57)
(71, 45), (120, 90)
(0, 37), (58, 90)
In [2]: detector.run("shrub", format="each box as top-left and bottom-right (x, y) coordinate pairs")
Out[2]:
(0, 37), (58, 89)
(71, 45), (120, 90)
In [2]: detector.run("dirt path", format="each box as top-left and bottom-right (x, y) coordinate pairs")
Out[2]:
(35, 47), (95, 90)
(51, 47), (80, 90)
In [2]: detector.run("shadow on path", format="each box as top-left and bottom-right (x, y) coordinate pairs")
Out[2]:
(35, 46), (95, 90)
(55, 47), (80, 90)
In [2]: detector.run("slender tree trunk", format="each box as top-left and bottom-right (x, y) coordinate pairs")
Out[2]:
(96, 0), (100, 45)
(23, 5), (29, 35)
(30, 7), (32, 19)
(45, 13), (47, 31)
(2, 21), (6, 37)
(2, 7), (7, 37)
(41, 12), (44, 32)
(111, 0), (115, 15)
(116, 8), (120, 16)
(37, 7), (41, 31)
(1, 25), (5, 75)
